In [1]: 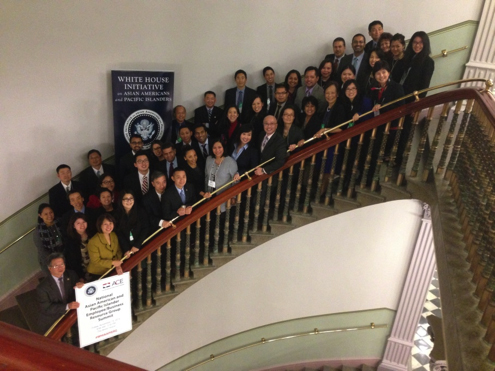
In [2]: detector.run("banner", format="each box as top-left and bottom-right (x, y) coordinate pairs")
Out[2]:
(111, 70), (174, 163)
(76, 272), (132, 348)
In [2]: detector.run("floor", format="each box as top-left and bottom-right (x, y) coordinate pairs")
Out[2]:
(411, 269), (443, 371)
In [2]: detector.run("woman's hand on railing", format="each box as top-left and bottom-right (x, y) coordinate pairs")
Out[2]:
(372, 104), (381, 112)
(112, 260), (123, 275)
(124, 247), (139, 258)
(254, 168), (264, 176)
(185, 206), (193, 215)
(289, 144), (297, 152)
(297, 139), (305, 148)
(203, 192), (212, 199)
(233, 173), (241, 182)
(314, 129), (325, 138)
(161, 220), (172, 229)
(352, 113), (360, 123)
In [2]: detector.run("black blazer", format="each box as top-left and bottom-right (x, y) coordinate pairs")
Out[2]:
(79, 164), (116, 197)
(162, 184), (197, 220)
(142, 190), (165, 228)
(278, 124), (304, 149)
(60, 207), (97, 238)
(256, 83), (276, 108)
(338, 53), (369, 91)
(184, 164), (205, 199)
(123, 171), (150, 204)
(224, 86), (257, 123)
(300, 113), (322, 140)
(177, 140), (203, 168)
(115, 205), (150, 253)
(402, 56), (435, 102)
(322, 102), (347, 130)
(232, 144), (259, 175)
(258, 132), (287, 174)
(36, 270), (79, 334)
(64, 237), (88, 280)
(364, 40), (377, 54)
(48, 181), (86, 218)
(118, 151), (136, 184)
(249, 112), (267, 143)
(371, 80), (405, 114)
(194, 106), (224, 138)
(195, 139), (215, 165)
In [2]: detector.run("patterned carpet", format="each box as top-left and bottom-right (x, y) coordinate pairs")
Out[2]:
(411, 269), (443, 371)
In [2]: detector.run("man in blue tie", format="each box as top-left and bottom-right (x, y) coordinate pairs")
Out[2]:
(162, 168), (197, 220)
(224, 70), (257, 124)
(194, 91), (224, 138)
(337, 33), (368, 91)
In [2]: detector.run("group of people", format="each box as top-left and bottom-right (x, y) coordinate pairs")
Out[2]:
(35, 20), (435, 334)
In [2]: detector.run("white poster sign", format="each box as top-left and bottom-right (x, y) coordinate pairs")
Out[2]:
(76, 272), (132, 348)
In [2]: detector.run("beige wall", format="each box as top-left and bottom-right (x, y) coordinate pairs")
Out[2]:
(1, 0), (483, 221)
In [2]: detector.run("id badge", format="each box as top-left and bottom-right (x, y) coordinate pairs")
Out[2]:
(208, 180), (216, 188)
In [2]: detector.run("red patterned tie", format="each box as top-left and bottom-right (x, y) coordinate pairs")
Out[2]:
(142, 175), (148, 195)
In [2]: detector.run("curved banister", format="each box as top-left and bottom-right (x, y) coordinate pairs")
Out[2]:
(47, 82), (495, 341)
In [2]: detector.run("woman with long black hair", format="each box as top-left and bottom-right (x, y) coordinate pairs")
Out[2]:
(401, 31), (435, 103)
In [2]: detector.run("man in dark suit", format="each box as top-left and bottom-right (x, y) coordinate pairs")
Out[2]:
(48, 164), (86, 218)
(224, 69), (257, 124)
(123, 150), (151, 204)
(36, 253), (82, 334)
(118, 134), (144, 184)
(364, 20), (384, 54)
(79, 149), (116, 196)
(254, 115), (287, 175)
(324, 37), (347, 81)
(267, 84), (289, 120)
(193, 124), (214, 169)
(165, 105), (190, 144)
(338, 34), (368, 91)
(162, 168), (197, 221)
(60, 190), (97, 237)
(256, 66), (276, 111)
(142, 171), (172, 230)
(194, 91), (224, 138)
(162, 142), (180, 181)
(176, 125), (201, 161)
(294, 67), (326, 114)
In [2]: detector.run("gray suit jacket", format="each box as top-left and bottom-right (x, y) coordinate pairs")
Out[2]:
(294, 84), (326, 114)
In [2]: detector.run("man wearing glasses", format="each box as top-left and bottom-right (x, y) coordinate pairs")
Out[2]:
(268, 84), (290, 121)
(36, 253), (83, 334)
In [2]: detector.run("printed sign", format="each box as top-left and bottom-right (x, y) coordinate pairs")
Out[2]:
(76, 272), (132, 348)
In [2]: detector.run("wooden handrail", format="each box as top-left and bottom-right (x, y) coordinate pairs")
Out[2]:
(47, 84), (495, 341)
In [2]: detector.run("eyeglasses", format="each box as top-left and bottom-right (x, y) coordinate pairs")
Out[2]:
(51, 263), (65, 269)
(136, 159), (149, 164)
(122, 197), (134, 202)
(102, 180), (114, 185)
(346, 87), (357, 92)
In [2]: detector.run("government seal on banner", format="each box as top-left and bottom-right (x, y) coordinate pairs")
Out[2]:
(124, 109), (165, 150)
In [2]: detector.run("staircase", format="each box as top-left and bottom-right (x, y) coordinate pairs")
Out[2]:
(3, 83), (494, 371)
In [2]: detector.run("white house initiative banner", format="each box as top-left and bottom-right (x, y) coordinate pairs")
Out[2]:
(76, 272), (132, 348)
(111, 70), (174, 163)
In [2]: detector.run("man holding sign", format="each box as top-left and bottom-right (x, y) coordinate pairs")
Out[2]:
(36, 253), (83, 334)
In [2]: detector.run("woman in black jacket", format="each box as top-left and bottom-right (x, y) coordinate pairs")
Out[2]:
(114, 190), (150, 256)
(401, 31), (435, 103)
(231, 124), (259, 179)
(65, 212), (92, 282)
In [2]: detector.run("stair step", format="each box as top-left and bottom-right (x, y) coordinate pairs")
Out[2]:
(361, 365), (376, 371)
(321, 367), (339, 371)
(172, 277), (198, 293)
(342, 366), (360, 371)
(153, 291), (178, 307)
(0, 305), (29, 331)
(380, 182), (411, 201)
(191, 265), (216, 279)
(355, 187), (386, 206)
(269, 221), (294, 235)
(134, 304), (161, 323)
(290, 212), (317, 227)
(230, 242), (256, 256)
(311, 203), (338, 219)
(15, 289), (41, 334)
(333, 195), (361, 213)
(210, 253), (236, 268)
(249, 231), (275, 245)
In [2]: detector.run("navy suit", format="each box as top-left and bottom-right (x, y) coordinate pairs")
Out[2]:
(48, 181), (86, 218)
(143, 190), (165, 228)
(258, 132), (287, 174)
(162, 184), (197, 221)
(36, 270), (79, 334)
(194, 106), (224, 138)
(224, 86), (257, 123)
(79, 164), (116, 196)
